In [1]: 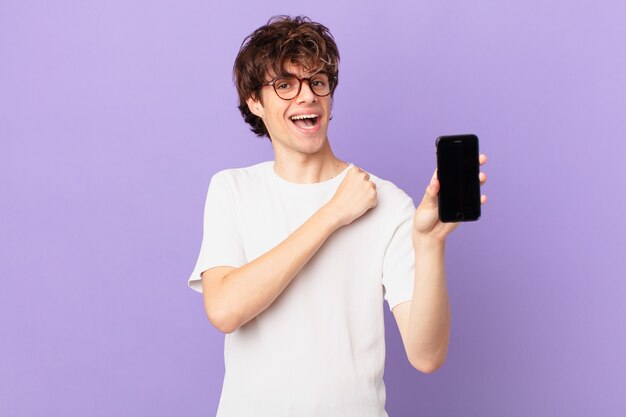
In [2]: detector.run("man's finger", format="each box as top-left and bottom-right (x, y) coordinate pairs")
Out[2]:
(419, 170), (439, 210)
(479, 154), (487, 166)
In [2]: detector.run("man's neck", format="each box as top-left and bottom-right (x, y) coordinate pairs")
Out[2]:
(272, 155), (349, 184)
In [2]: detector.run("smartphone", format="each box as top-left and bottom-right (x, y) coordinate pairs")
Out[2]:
(436, 134), (481, 222)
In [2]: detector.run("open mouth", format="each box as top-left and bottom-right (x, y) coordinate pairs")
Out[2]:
(289, 114), (319, 130)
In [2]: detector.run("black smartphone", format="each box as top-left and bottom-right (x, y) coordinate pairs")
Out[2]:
(436, 134), (481, 222)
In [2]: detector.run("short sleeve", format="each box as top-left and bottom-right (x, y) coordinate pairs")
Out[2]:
(381, 192), (416, 311)
(187, 172), (247, 293)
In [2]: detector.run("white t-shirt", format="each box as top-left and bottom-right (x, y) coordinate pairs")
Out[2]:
(188, 160), (416, 417)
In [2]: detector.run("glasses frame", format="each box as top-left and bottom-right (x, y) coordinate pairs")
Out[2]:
(262, 72), (337, 100)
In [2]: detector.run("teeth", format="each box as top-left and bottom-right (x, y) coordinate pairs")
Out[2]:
(290, 114), (318, 120)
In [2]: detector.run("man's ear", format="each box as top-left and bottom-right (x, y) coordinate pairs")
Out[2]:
(246, 95), (263, 118)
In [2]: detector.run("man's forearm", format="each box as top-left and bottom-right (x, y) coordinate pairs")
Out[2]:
(406, 236), (451, 371)
(213, 205), (342, 332)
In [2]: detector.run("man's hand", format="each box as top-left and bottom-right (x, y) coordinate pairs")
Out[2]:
(325, 166), (378, 228)
(412, 154), (488, 243)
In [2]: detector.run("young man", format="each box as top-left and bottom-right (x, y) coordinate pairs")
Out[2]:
(188, 15), (487, 417)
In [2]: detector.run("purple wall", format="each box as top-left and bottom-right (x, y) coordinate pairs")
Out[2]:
(2, 1), (625, 416)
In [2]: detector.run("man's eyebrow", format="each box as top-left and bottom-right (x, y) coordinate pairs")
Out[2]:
(278, 70), (328, 78)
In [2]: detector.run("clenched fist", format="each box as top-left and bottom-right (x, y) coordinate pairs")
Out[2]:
(325, 166), (378, 227)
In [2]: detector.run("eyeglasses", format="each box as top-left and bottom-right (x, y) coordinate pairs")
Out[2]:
(262, 72), (336, 100)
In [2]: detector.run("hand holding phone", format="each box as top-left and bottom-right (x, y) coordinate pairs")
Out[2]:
(436, 134), (481, 222)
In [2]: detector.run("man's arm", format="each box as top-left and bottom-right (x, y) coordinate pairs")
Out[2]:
(392, 238), (450, 374)
(203, 204), (341, 333)
(394, 154), (487, 373)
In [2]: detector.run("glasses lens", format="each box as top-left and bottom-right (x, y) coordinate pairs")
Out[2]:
(310, 74), (331, 96)
(274, 77), (299, 99)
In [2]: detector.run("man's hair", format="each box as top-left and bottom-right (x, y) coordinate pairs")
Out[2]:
(233, 15), (340, 139)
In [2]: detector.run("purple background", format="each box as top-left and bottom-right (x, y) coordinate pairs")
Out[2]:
(2, 0), (625, 416)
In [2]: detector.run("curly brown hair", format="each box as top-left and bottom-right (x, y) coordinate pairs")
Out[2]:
(233, 15), (340, 140)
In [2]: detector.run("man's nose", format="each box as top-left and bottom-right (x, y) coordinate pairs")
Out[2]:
(296, 79), (317, 103)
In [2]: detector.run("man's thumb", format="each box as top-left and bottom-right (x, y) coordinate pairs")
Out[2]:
(419, 170), (439, 210)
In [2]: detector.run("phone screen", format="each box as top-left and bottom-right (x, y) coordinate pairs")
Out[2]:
(436, 134), (481, 222)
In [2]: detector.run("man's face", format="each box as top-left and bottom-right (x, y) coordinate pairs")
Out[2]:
(247, 62), (332, 155)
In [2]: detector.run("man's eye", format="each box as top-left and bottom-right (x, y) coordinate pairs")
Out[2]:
(276, 80), (294, 90)
(312, 80), (327, 87)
